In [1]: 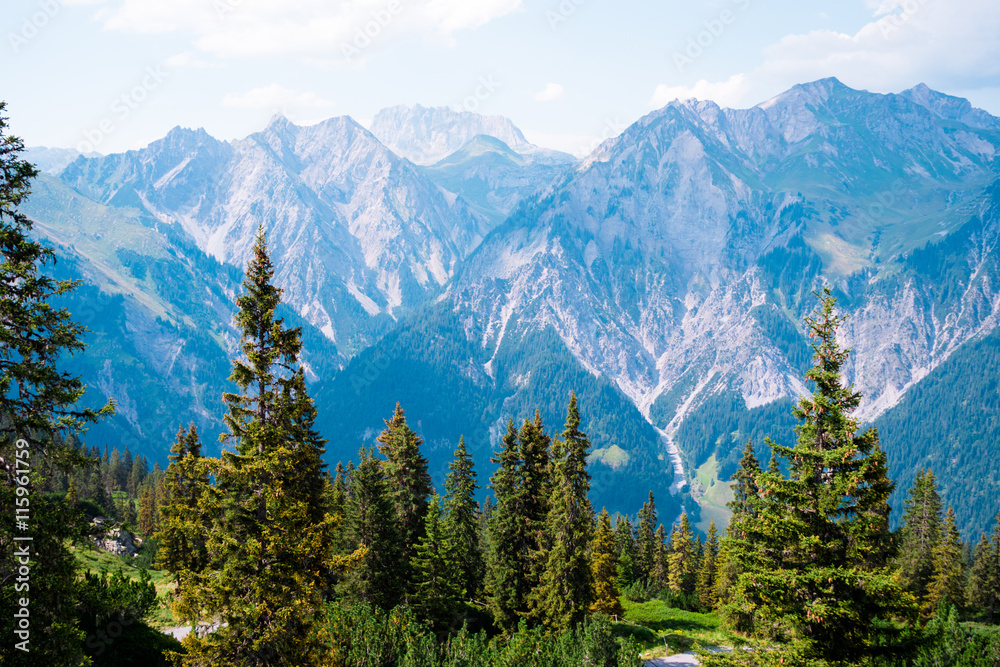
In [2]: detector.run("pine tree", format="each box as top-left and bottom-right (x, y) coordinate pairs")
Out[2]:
(156, 424), (211, 587)
(652, 524), (669, 591)
(485, 420), (527, 633)
(329, 461), (349, 554)
(925, 508), (966, 616)
(531, 393), (595, 632)
(697, 521), (719, 610)
(443, 436), (483, 601)
(614, 515), (638, 589)
(339, 447), (404, 609)
(590, 508), (624, 618)
(67, 477), (79, 506)
(667, 512), (696, 595)
(411, 496), (462, 630)
(376, 402), (432, 591)
(724, 288), (915, 663)
(520, 409), (552, 601)
(636, 492), (657, 585)
(716, 440), (762, 611)
(175, 228), (337, 666)
(0, 103), (115, 666)
(967, 510), (1000, 623)
(896, 469), (943, 602)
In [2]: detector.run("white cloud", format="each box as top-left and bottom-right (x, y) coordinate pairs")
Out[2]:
(652, 0), (1000, 111)
(650, 74), (750, 108)
(221, 84), (335, 111)
(534, 83), (564, 102)
(88, 0), (523, 59)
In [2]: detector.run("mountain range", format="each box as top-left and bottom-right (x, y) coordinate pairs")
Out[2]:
(22, 80), (1000, 537)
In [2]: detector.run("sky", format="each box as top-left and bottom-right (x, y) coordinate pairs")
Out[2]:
(2, 0), (999, 157)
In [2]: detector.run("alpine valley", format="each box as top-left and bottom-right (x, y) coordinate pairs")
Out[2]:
(23, 78), (1000, 538)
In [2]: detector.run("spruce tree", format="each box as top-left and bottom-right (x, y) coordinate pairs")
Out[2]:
(175, 228), (336, 666)
(925, 508), (966, 616)
(443, 436), (483, 601)
(667, 512), (696, 595)
(339, 447), (403, 609)
(376, 402), (432, 591)
(715, 440), (762, 611)
(590, 508), (624, 617)
(896, 469), (943, 602)
(485, 420), (527, 633)
(652, 523), (669, 591)
(697, 521), (719, 610)
(0, 102), (113, 667)
(724, 288), (915, 663)
(967, 511), (999, 623)
(636, 492), (657, 585)
(156, 424), (211, 587)
(520, 409), (552, 601)
(411, 496), (462, 630)
(614, 515), (638, 590)
(531, 393), (595, 632)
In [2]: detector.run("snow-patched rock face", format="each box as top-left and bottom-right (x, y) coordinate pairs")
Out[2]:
(60, 115), (493, 352)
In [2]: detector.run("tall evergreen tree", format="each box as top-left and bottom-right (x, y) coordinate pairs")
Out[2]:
(590, 508), (624, 618)
(175, 228), (336, 666)
(339, 447), (403, 610)
(925, 508), (966, 616)
(667, 512), (697, 595)
(967, 510), (1000, 623)
(443, 436), (483, 601)
(896, 469), (943, 602)
(411, 496), (462, 630)
(0, 102), (114, 666)
(614, 515), (638, 590)
(652, 523), (669, 591)
(156, 424), (211, 587)
(723, 288), (914, 663)
(715, 441), (762, 614)
(636, 492), (658, 585)
(531, 393), (595, 632)
(697, 521), (719, 610)
(520, 409), (552, 599)
(376, 403), (432, 589)
(485, 420), (527, 633)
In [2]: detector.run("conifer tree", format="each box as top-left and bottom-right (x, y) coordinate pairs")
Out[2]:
(614, 515), (638, 589)
(156, 424), (211, 587)
(636, 492), (657, 584)
(67, 477), (79, 506)
(485, 420), (527, 633)
(697, 521), (719, 610)
(925, 508), (966, 616)
(0, 103), (114, 666)
(715, 440), (762, 611)
(175, 228), (337, 666)
(667, 512), (697, 595)
(723, 288), (914, 663)
(520, 409), (552, 598)
(590, 508), (624, 617)
(376, 402), (432, 590)
(531, 393), (595, 632)
(896, 469), (943, 602)
(967, 511), (1000, 623)
(443, 436), (483, 600)
(339, 447), (403, 609)
(329, 461), (349, 554)
(652, 524), (669, 591)
(411, 496), (462, 630)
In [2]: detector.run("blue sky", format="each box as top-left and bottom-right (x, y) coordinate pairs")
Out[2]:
(2, 0), (999, 156)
